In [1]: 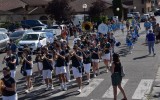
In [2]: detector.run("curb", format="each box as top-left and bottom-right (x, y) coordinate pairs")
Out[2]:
(149, 55), (160, 99)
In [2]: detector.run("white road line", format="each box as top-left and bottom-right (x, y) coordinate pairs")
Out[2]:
(76, 78), (104, 97)
(132, 79), (153, 100)
(102, 79), (128, 98)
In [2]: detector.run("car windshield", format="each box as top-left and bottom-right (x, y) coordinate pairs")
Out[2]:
(45, 32), (53, 38)
(22, 34), (39, 40)
(10, 31), (24, 37)
(50, 26), (60, 29)
(0, 28), (7, 32)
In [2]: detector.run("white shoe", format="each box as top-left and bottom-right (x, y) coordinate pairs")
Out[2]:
(64, 85), (67, 91)
(29, 86), (33, 91)
(50, 85), (54, 90)
(61, 84), (64, 90)
(25, 89), (30, 93)
(45, 86), (49, 91)
(94, 74), (96, 78)
(87, 79), (90, 84)
(106, 69), (109, 73)
(77, 89), (82, 93)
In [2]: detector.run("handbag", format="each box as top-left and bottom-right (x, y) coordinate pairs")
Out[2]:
(121, 65), (125, 77)
(20, 61), (27, 76)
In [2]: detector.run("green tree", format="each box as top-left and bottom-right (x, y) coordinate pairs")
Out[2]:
(112, 0), (123, 20)
(88, 0), (107, 22)
(45, 0), (74, 23)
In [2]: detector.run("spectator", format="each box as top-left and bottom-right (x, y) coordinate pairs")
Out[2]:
(111, 53), (127, 100)
(146, 30), (156, 56)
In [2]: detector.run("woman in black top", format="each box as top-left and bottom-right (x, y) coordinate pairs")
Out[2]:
(55, 43), (67, 91)
(70, 45), (83, 93)
(1, 67), (17, 100)
(21, 49), (33, 93)
(111, 53), (127, 100)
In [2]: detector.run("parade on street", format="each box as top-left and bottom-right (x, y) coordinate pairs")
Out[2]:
(0, 0), (160, 100)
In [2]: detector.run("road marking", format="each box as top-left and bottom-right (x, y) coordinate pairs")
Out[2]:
(76, 78), (104, 97)
(132, 79), (153, 99)
(50, 88), (66, 97)
(102, 79), (128, 98)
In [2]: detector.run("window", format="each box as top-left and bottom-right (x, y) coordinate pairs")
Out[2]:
(2, 34), (8, 39)
(142, 8), (145, 13)
(0, 34), (4, 40)
(141, 0), (144, 4)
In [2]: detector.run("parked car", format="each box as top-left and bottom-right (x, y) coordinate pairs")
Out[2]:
(141, 14), (150, 22)
(44, 31), (56, 43)
(0, 32), (9, 52)
(154, 10), (160, 16)
(130, 12), (140, 18)
(21, 20), (47, 28)
(0, 28), (10, 36)
(48, 25), (61, 36)
(18, 32), (47, 54)
(9, 30), (33, 42)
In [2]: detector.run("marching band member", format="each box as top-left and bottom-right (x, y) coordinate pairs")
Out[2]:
(3, 50), (16, 79)
(91, 44), (100, 77)
(35, 51), (43, 77)
(1, 67), (17, 100)
(21, 49), (33, 93)
(70, 45), (83, 93)
(55, 43), (67, 91)
(61, 42), (71, 82)
(41, 47), (54, 91)
(102, 38), (112, 72)
(82, 45), (91, 84)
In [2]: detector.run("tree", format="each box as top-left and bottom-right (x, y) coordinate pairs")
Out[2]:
(88, 0), (107, 22)
(45, 0), (74, 23)
(112, 0), (123, 20)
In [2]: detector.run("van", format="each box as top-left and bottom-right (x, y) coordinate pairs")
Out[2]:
(21, 20), (47, 28)
(0, 32), (9, 52)
(18, 32), (47, 53)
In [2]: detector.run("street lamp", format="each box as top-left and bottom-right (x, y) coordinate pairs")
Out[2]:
(82, 4), (87, 21)
(116, 7), (120, 11)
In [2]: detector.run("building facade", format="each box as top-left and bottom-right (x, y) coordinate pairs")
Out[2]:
(123, 0), (152, 14)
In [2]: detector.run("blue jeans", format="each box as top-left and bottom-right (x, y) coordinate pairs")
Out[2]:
(148, 41), (155, 54)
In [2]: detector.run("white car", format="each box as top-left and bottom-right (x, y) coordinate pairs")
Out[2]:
(18, 32), (47, 53)
(49, 25), (61, 36)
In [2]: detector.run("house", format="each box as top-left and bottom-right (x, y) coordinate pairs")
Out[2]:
(122, 0), (152, 14)
(0, 0), (135, 24)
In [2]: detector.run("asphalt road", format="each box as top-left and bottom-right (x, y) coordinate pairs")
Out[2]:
(0, 17), (160, 100)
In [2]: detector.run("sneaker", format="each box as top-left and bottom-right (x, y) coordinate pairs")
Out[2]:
(25, 89), (30, 93)
(29, 86), (33, 91)
(45, 86), (49, 91)
(64, 85), (67, 91)
(77, 89), (82, 93)
(87, 79), (90, 84)
(106, 69), (109, 73)
(94, 74), (97, 78)
(61, 84), (64, 90)
(50, 85), (54, 90)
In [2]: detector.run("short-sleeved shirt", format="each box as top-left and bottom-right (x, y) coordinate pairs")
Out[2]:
(22, 55), (32, 70)
(7, 55), (16, 70)
(91, 47), (99, 59)
(56, 50), (66, 67)
(2, 77), (16, 96)
(71, 51), (82, 67)
(83, 50), (91, 64)
(104, 42), (111, 54)
(42, 54), (53, 70)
